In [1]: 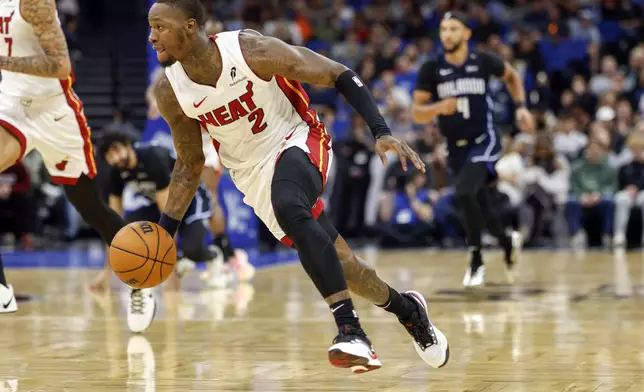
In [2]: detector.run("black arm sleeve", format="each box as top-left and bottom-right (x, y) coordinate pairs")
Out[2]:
(108, 167), (125, 197)
(479, 51), (506, 78)
(334, 70), (391, 139)
(415, 59), (437, 94)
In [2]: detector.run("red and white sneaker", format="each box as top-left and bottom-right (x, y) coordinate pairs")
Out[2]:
(328, 324), (382, 374)
(399, 290), (450, 368)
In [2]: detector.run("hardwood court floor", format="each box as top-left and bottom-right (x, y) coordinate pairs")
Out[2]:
(2, 248), (644, 391)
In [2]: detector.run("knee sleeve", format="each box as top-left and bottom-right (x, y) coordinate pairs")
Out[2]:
(272, 147), (323, 235)
(64, 175), (125, 244)
(317, 211), (339, 243)
(272, 180), (314, 235)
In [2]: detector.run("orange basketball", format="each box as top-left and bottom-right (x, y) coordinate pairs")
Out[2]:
(109, 221), (177, 289)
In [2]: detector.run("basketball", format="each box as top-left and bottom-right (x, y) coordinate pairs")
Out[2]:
(108, 221), (177, 289)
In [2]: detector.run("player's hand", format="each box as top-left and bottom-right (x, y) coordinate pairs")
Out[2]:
(438, 98), (458, 115)
(375, 135), (426, 173)
(516, 107), (535, 132)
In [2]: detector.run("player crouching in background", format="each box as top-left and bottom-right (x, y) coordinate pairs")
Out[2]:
(95, 130), (245, 331)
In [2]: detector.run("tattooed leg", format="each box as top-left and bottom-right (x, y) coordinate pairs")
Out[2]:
(334, 235), (417, 319)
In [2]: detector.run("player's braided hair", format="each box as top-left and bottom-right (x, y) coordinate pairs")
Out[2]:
(154, 0), (206, 27)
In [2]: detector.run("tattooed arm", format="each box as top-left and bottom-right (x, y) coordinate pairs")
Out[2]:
(239, 31), (425, 172)
(0, 0), (71, 78)
(239, 30), (347, 86)
(154, 74), (204, 221)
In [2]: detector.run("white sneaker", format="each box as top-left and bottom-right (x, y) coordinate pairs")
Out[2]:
(128, 288), (156, 333)
(230, 249), (255, 282)
(175, 258), (196, 279)
(571, 231), (587, 249)
(463, 265), (485, 288)
(613, 233), (626, 248)
(602, 234), (612, 249)
(200, 245), (223, 280)
(401, 290), (450, 368)
(207, 257), (232, 289)
(0, 283), (17, 313)
(328, 324), (382, 374)
(505, 231), (523, 284)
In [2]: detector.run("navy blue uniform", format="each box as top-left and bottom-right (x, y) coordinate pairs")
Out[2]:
(416, 49), (506, 185)
(108, 143), (212, 228)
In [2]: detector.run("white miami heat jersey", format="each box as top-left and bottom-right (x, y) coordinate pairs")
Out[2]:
(0, 0), (68, 97)
(164, 30), (327, 171)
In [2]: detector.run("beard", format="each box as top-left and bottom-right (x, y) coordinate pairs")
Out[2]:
(160, 56), (177, 68)
(443, 39), (464, 53)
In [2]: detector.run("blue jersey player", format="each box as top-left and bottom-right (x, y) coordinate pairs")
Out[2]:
(412, 12), (535, 288)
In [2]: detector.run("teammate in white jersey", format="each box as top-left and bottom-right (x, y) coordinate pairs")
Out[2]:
(148, 0), (449, 373)
(0, 0), (126, 314)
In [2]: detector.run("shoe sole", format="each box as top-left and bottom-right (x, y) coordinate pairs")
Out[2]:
(406, 290), (450, 368)
(328, 349), (382, 374)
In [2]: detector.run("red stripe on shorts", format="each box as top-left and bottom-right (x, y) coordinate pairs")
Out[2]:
(59, 74), (97, 179)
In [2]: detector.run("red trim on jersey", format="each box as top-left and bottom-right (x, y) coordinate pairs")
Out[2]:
(51, 175), (80, 185)
(212, 138), (220, 154)
(280, 198), (325, 247)
(59, 75), (97, 180)
(0, 119), (27, 161)
(275, 75), (331, 184)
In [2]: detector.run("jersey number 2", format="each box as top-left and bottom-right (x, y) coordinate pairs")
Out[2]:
(4, 37), (12, 57)
(457, 97), (470, 119)
(248, 108), (267, 134)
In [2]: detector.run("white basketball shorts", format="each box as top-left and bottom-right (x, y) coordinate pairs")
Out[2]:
(0, 78), (95, 185)
(228, 123), (332, 244)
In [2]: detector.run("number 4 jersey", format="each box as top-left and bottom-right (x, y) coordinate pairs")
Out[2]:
(415, 49), (506, 155)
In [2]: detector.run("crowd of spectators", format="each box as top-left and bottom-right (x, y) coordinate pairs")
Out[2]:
(3, 0), (644, 251)
(222, 0), (643, 250)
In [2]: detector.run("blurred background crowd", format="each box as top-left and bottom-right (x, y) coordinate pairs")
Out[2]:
(1, 0), (643, 252)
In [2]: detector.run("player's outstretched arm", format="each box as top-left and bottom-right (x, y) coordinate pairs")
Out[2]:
(239, 32), (424, 172)
(154, 74), (204, 235)
(0, 0), (71, 79)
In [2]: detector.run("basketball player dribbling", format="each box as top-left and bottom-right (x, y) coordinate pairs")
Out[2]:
(148, 0), (449, 372)
(146, 65), (256, 289)
(0, 0), (126, 314)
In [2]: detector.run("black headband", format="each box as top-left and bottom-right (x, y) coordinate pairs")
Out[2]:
(442, 11), (469, 27)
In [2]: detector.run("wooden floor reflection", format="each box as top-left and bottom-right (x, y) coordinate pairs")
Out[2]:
(2, 248), (644, 391)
